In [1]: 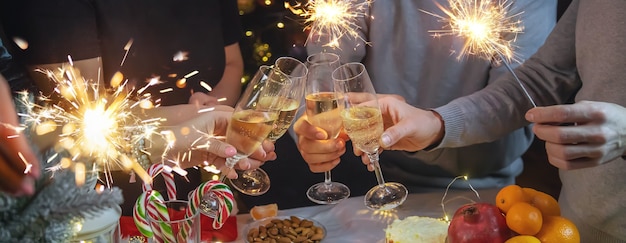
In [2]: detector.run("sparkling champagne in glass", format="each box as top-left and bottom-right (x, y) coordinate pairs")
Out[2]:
(304, 52), (350, 204)
(333, 62), (408, 210)
(223, 65), (292, 196)
(265, 57), (308, 142)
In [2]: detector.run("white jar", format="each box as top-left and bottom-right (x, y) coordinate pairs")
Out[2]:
(72, 205), (122, 243)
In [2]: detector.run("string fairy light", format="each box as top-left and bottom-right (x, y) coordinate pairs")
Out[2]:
(421, 0), (537, 107)
(440, 175), (480, 222)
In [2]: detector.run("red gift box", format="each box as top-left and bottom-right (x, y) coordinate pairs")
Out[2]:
(119, 213), (238, 242)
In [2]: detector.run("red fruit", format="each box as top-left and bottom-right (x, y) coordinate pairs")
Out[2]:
(447, 203), (513, 243)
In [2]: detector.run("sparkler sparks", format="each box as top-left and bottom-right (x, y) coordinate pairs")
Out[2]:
(422, 0), (537, 107)
(421, 0), (523, 62)
(18, 63), (161, 185)
(285, 0), (371, 48)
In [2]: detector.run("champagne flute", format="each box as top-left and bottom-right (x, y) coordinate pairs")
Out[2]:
(223, 65), (292, 197)
(229, 58), (307, 196)
(265, 56), (308, 142)
(333, 62), (408, 210)
(304, 52), (350, 204)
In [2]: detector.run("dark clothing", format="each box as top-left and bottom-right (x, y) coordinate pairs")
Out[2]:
(0, 0), (242, 105)
(0, 0), (243, 216)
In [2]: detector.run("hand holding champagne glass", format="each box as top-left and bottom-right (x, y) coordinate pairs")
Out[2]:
(223, 65), (292, 196)
(304, 52), (350, 204)
(333, 62), (408, 210)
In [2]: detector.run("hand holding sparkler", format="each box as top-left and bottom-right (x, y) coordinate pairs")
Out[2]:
(0, 75), (39, 196)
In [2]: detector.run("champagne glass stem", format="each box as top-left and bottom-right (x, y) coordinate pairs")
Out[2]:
(366, 150), (386, 186)
(219, 156), (242, 182)
(323, 171), (332, 185)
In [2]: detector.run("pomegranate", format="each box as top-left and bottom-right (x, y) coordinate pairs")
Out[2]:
(447, 203), (513, 243)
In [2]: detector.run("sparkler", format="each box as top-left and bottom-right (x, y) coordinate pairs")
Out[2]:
(17, 61), (161, 186)
(285, 0), (371, 48)
(6, 36), (228, 187)
(422, 0), (537, 107)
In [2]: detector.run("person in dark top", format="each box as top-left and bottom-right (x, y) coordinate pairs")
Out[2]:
(0, 0), (243, 107)
(0, 0), (245, 215)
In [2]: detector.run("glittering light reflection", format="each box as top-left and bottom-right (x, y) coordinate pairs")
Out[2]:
(286, 0), (371, 48)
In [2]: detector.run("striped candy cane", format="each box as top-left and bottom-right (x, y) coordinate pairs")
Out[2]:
(134, 163), (178, 242)
(143, 163), (177, 200)
(146, 191), (176, 243)
(187, 180), (234, 229)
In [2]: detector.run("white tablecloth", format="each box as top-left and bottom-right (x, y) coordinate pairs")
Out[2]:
(232, 189), (499, 243)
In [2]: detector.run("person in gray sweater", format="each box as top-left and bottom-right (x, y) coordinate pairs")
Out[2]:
(376, 0), (626, 241)
(299, 0), (556, 191)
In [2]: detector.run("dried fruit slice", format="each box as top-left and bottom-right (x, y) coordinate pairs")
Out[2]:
(249, 203), (278, 220)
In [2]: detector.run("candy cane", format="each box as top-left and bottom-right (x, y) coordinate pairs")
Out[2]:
(143, 163), (177, 200)
(188, 180), (235, 229)
(176, 180), (234, 240)
(134, 163), (178, 242)
(134, 190), (169, 241)
(133, 191), (153, 238)
(146, 191), (176, 243)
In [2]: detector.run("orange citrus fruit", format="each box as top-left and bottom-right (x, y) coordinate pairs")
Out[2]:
(535, 216), (580, 243)
(249, 203), (278, 220)
(523, 187), (561, 217)
(504, 235), (541, 243)
(496, 185), (528, 213)
(505, 202), (543, 235)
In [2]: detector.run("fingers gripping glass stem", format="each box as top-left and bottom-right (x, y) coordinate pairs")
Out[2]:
(367, 151), (385, 186)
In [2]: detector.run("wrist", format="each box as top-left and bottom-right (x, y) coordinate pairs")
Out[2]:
(424, 111), (445, 150)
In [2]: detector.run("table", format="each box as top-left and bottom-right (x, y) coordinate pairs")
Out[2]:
(232, 189), (499, 243)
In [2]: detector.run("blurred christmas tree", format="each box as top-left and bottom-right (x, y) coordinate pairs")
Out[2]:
(238, 0), (309, 84)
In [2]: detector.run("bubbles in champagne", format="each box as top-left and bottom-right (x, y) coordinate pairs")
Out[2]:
(341, 106), (383, 154)
(226, 109), (277, 156)
(266, 97), (300, 141)
(305, 92), (344, 139)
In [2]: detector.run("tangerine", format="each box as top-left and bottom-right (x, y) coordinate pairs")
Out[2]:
(535, 216), (580, 243)
(506, 202), (543, 235)
(523, 188), (561, 216)
(496, 185), (528, 213)
(249, 203), (278, 220)
(504, 235), (541, 243)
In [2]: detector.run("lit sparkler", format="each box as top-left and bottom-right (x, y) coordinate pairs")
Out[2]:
(285, 0), (371, 48)
(17, 62), (161, 186)
(422, 0), (537, 107)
